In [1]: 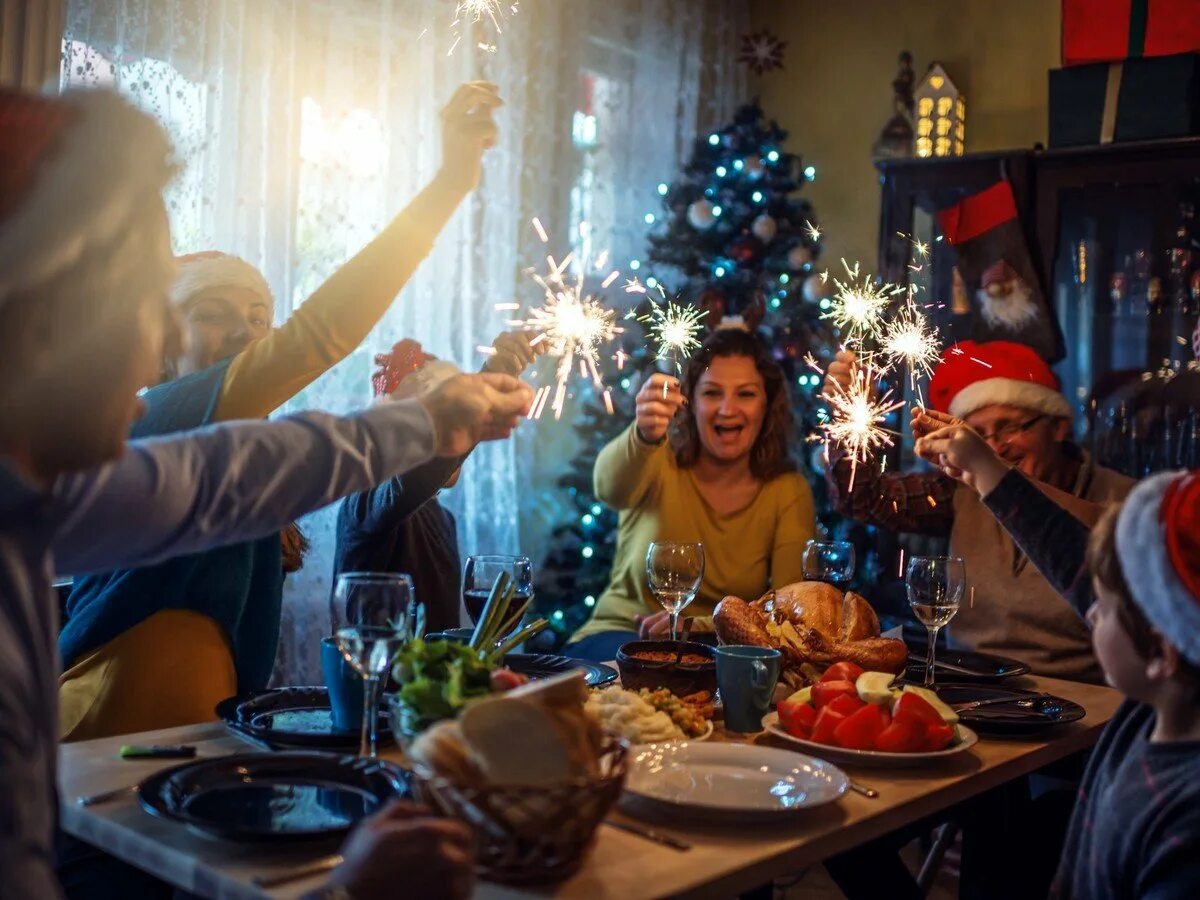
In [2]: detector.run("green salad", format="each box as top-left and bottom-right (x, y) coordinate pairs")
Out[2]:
(393, 639), (493, 720)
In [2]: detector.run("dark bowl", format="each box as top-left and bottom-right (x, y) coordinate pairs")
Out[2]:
(615, 640), (717, 698)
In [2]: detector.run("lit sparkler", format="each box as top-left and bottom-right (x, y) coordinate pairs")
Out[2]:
(880, 298), (940, 392)
(823, 260), (903, 344)
(804, 220), (821, 242)
(449, 0), (519, 54)
(820, 364), (904, 492)
(637, 297), (707, 375)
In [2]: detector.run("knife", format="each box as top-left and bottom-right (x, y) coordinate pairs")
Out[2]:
(603, 818), (691, 851)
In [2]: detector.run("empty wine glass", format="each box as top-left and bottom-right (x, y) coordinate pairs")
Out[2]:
(802, 540), (856, 589)
(645, 542), (704, 641)
(332, 572), (415, 758)
(906, 556), (966, 687)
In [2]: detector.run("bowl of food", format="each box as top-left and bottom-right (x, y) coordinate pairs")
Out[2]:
(585, 685), (714, 744)
(615, 640), (716, 697)
(409, 671), (626, 884)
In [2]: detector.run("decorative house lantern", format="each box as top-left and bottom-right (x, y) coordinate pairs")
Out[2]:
(914, 63), (964, 158)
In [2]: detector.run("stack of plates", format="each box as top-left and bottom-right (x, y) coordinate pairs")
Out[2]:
(215, 687), (381, 752)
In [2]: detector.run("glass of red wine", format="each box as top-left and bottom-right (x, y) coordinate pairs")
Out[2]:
(463, 555), (533, 638)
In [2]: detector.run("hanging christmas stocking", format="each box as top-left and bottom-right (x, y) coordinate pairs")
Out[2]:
(937, 180), (1064, 362)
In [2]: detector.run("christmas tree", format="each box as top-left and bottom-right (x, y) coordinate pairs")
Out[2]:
(533, 101), (885, 646)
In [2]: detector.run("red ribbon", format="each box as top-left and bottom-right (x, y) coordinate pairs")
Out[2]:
(937, 181), (1019, 247)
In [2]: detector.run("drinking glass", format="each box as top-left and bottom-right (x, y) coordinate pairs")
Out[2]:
(463, 555), (533, 639)
(645, 542), (704, 641)
(802, 540), (856, 589)
(906, 556), (966, 687)
(332, 572), (415, 758)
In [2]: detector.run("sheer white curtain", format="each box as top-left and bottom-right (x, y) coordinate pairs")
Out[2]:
(61, 0), (745, 683)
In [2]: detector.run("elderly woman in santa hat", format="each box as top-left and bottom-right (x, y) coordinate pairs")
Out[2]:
(912, 414), (1200, 899)
(825, 341), (1134, 684)
(58, 81), (507, 742)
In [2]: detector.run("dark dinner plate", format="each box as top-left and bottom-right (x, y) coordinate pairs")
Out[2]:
(933, 683), (1085, 735)
(215, 687), (389, 752)
(139, 752), (410, 842)
(905, 645), (1031, 682)
(504, 653), (619, 686)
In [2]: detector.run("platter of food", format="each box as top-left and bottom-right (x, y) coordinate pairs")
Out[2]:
(585, 685), (714, 744)
(714, 582), (909, 692)
(622, 741), (848, 822)
(764, 662), (977, 768)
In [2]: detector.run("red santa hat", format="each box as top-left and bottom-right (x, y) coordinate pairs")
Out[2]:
(1117, 470), (1200, 667)
(0, 88), (175, 310)
(170, 251), (274, 308)
(372, 339), (459, 401)
(980, 259), (1020, 290)
(928, 340), (1072, 420)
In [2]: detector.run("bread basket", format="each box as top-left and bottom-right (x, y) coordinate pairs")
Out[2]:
(411, 735), (628, 883)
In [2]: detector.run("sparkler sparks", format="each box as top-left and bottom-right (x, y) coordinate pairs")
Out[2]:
(823, 260), (903, 342)
(804, 220), (821, 242)
(449, 0), (519, 54)
(820, 365), (904, 492)
(637, 298), (708, 375)
(880, 298), (941, 389)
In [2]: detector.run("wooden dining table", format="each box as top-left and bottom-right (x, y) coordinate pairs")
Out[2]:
(58, 673), (1122, 900)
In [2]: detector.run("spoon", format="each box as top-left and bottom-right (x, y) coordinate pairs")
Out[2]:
(952, 693), (1062, 715)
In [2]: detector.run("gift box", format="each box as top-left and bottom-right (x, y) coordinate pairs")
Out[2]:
(1062, 0), (1200, 66)
(1049, 52), (1200, 147)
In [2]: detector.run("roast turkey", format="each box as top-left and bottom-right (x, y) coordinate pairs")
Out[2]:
(713, 582), (908, 686)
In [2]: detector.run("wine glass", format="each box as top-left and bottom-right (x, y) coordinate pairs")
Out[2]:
(332, 572), (415, 758)
(645, 542), (704, 641)
(802, 540), (856, 589)
(463, 555), (533, 639)
(906, 556), (966, 687)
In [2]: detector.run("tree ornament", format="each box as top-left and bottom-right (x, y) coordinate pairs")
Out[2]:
(803, 272), (828, 303)
(738, 29), (787, 76)
(697, 288), (726, 324)
(744, 154), (766, 179)
(687, 199), (717, 231)
(788, 244), (814, 270)
(730, 236), (759, 265)
(751, 214), (777, 243)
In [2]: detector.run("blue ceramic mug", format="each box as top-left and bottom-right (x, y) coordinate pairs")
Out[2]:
(715, 645), (782, 733)
(321, 636), (363, 732)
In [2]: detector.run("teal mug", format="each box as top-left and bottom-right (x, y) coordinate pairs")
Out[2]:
(321, 636), (363, 732)
(715, 645), (782, 733)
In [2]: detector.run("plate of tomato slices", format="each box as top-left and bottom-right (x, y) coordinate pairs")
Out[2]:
(764, 661), (978, 769)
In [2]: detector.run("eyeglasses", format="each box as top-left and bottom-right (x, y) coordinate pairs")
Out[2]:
(974, 414), (1046, 446)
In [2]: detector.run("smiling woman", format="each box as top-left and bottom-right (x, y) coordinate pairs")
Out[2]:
(567, 328), (816, 661)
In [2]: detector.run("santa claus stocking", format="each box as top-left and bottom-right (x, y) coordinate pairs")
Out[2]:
(938, 180), (1064, 362)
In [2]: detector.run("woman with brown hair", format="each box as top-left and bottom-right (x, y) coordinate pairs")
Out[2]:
(567, 328), (815, 661)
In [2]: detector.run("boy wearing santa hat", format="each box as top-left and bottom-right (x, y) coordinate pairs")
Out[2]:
(913, 415), (1200, 899)
(825, 341), (1133, 683)
(0, 86), (527, 899)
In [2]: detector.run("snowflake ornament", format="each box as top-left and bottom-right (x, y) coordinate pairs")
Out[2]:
(738, 29), (787, 76)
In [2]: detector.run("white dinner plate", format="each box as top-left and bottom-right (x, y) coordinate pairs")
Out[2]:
(621, 740), (848, 822)
(764, 712), (979, 769)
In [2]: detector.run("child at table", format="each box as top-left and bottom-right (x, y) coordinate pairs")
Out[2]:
(915, 410), (1200, 899)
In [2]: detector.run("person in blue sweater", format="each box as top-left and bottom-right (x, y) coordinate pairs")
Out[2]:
(916, 408), (1200, 900)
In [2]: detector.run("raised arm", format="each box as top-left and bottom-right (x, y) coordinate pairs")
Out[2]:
(594, 373), (681, 510)
(341, 456), (463, 542)
(52, 373), (531, 574)
(215, 83), (503, 421)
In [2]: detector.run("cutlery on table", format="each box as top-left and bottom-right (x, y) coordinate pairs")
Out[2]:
(672, 618), (695, 664)
(252, 855), (344, 889)
(952, 693), (1061, 715)
(847, 781), (879, 799)
(603, 818), (692, 851)
(76, 784), (139, 807)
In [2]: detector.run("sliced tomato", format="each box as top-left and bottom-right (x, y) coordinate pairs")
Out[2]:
(833, 703), (889, 751)
(812, 680), (858, 709)
(875, 717), (924, 753)
(811, 706), (847, 745)
(820, 661), (866, 684)
(891, 691), (943, 727)
(827, 692), (867, 717)
(924, 722), (956, 751)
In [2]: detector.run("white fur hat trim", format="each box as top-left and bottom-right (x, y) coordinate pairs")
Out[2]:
(170, 254), (273, 307)
(948, 377), (1072, 420)
(1116, 470), (1200, 667)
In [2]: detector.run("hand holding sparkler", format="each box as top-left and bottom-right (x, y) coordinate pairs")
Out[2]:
(635, 373), (685, 444)
(419, 372), (534, 457)
(912, 408), (1011, 495)
(437, 82), (502, 194)
(821, 350), (875, 401)
(482, 330), (545, 377)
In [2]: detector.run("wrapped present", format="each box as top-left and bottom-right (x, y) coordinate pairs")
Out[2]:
(1062, 0), (1200, 66)
(1049, 52), (1200, 147)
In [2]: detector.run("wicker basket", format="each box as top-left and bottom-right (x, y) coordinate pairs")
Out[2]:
(411, 736), (628, 884)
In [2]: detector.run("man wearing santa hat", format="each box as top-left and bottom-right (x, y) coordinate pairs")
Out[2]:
(825, 340), (1134, 683)
(0, 87), (523, 898)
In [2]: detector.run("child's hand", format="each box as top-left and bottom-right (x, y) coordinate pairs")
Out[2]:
(437, 82), (503, 194)
(912, 409), (1008, 495)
